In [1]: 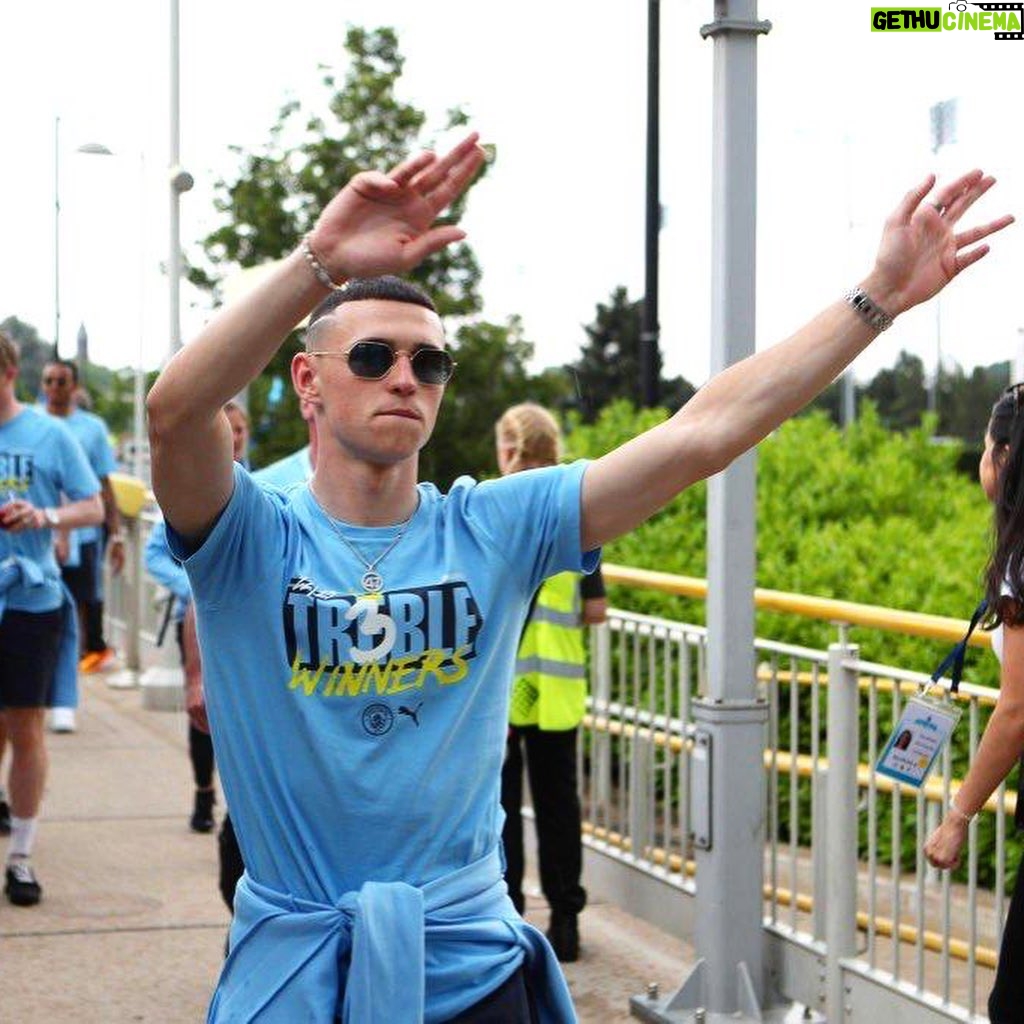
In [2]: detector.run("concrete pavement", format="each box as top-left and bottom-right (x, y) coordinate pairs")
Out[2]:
(1, 673), (694, 1022)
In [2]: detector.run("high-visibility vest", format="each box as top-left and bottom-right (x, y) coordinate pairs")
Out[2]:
(509, 571), (587, 730)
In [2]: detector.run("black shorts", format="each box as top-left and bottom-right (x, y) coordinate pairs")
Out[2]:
(445, 966), (539, 1023)
(61, 539), (100, 604)
(0, 609), (64, 708)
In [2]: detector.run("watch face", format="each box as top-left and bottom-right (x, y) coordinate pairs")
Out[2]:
(45, 509), (59, 527)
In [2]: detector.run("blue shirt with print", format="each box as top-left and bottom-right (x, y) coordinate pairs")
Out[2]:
(169, 460), (596, 1019)
(1, 407), (100, 611)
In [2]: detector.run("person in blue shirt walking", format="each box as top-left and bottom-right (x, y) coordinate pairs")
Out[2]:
(42, 358), (125, 733)
(178, 424), (319, 924)
(146, 133), (1010, 1022)
(145, 401), (251, 834)
(0, 331), (103, 907)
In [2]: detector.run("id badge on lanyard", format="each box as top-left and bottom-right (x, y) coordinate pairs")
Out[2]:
(875, 695), (962, 788)
(874, 598), (984, 789)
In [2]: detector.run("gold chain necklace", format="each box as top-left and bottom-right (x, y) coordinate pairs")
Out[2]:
(309, 488), (417, 594)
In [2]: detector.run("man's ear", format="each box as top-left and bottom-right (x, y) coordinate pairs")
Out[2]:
(291, 352), (320, 406)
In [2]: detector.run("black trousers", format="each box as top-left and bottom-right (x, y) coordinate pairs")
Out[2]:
(61, 540), (107, 652)
(989, 852), (1024, 1022)
(176, 622), (215, 789)
(500, 725), (586, 917)
(189, 724), (215, 789)
(218, 814), (246, 912)
(445, 965), (538, 1023)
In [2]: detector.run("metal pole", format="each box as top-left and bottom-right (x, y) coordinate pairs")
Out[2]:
(631, 7), (775, 1022)
(928, 298), (941, 421)
(825, 642), (859, 1021)
(134, 153), (148, 484)
(695, 0), (769, 1011)
(841, 371), (856, 429)
(169, 0), (183, 358)
(54, 115), (61, 358)
(640, 0), (661, 409)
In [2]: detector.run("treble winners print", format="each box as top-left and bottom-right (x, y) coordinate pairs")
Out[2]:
(283, 576), (483, 700)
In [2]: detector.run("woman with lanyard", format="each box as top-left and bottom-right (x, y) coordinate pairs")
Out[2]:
(924, 383), (1024, 1023)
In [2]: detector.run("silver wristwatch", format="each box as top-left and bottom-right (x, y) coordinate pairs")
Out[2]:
(844, 287), (894, 332)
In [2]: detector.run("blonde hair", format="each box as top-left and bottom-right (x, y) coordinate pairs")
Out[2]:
(0, 330), (19, 374)
(495, 403), (563, 473)
(224, 399), (250, 426)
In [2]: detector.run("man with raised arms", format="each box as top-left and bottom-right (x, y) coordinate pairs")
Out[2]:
(147, 134), (1011, 1022)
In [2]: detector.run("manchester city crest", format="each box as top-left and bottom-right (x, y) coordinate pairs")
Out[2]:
(361, 702), (394, 736)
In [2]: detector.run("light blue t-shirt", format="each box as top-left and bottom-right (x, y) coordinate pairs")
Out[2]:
(55, 408), (117, 554)
(144, 520), (192, 621)
(254, 445), (312, 489)
(170, 460), (596, 1017)
(0, 406), (100, 611)
(145, 445), (313, 621)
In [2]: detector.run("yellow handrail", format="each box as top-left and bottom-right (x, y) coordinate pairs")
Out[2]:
(602, 563), (992, 649)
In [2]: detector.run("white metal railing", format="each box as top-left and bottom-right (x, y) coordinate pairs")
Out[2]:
(579, 612), (1007, 1023)
(106, 517), (1009, 1022)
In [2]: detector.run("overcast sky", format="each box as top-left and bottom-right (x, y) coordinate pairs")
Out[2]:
(1, 1), (1021, 389)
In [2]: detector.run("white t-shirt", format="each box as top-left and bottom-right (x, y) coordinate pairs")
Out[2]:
(990, 580), (1013, 665)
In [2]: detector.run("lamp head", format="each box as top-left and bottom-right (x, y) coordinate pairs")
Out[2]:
(170, 165), (194, 194)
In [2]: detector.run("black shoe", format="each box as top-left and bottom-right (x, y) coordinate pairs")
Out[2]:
(5, 860), (42, 906)
(190, 789), (216, 833)
(547, 912), (579, 963)
(0, 798), (11, 836)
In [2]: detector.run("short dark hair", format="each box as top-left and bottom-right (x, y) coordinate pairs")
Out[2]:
(306, 276), (437, 338)
(44, 358), (78, 385)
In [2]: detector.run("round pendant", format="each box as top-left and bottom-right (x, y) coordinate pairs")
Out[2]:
(361, 570), (384, 593)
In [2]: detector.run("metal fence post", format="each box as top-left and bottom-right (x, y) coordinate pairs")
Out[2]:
(105, 513), (142, 689)
(825, 641), (859, 1022)
(592, 623), (613, 811)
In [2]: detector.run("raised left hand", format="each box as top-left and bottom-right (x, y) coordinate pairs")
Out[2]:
(868, 170), (1013, 316)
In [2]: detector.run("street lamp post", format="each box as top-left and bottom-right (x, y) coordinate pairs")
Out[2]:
(168, 0), (194, 360)
(53, 126), (116, 359)
(62, 142), (148, 482)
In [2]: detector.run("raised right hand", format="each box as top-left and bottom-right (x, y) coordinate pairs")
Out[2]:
(923, 815), (969, 871)
(308, 133), (486, 281)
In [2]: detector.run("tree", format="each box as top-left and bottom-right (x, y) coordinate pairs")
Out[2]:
(568, 286), (694, 422)
(1, 316), (51, 400)
(191, 27), (489, 467)
(862, 349), (928, 431)
(937, 359), (1009, 446)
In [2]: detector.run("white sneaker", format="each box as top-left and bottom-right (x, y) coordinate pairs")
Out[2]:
(49, 707), (77, 733)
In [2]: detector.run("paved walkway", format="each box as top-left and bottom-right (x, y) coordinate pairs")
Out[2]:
(1, 673), (694, 1022)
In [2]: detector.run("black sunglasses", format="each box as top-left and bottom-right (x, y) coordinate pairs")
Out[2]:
(42, 376), (72, 387)
(310, 339), (455, 386)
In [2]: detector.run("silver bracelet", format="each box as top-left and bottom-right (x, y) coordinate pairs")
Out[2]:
(843, 287), (895, 332)
(301, 235), (345, 291)
(948, 797), (975, 825)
